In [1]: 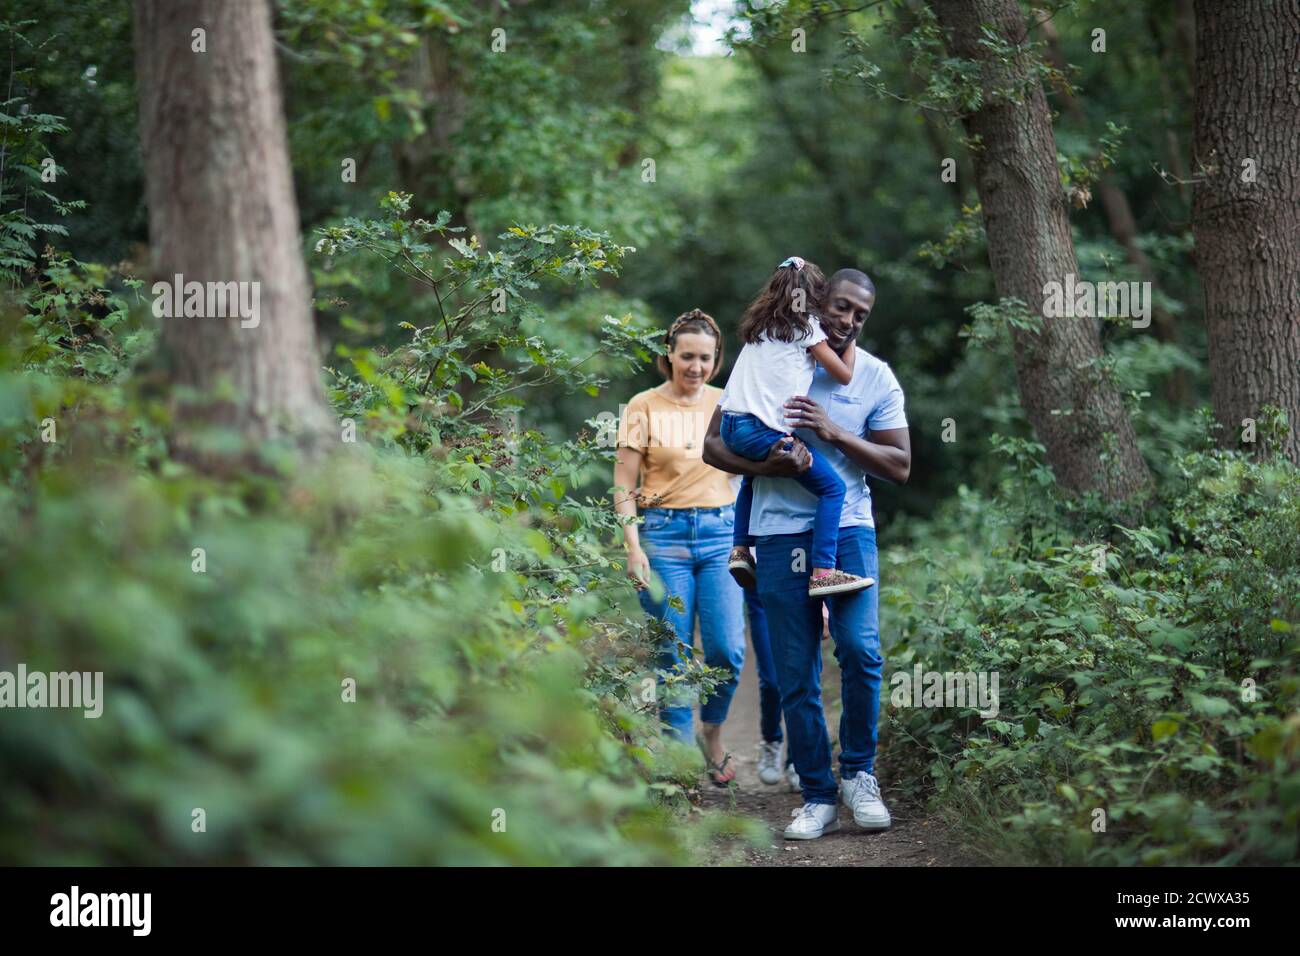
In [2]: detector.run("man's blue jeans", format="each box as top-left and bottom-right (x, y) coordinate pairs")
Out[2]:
(755, 525), (883, 805)
(637, 505), (746, 741)
(720, 412), (845, 569)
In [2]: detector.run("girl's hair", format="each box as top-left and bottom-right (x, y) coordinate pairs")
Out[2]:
(657, 308), (724, 381)
(738, 258), (827, 344)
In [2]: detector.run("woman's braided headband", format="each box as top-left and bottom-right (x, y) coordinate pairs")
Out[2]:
(665, 308), (719, 344)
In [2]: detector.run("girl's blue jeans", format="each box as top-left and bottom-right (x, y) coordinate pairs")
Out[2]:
(720, 411), (846, 570)
(637, 505), (746, 741)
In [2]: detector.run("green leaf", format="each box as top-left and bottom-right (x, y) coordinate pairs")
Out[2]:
(1151, 719), (1180, 742)
(1187, 693), (1231, 717)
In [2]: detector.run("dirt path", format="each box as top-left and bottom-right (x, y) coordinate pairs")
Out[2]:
(695, 641), (980, 866)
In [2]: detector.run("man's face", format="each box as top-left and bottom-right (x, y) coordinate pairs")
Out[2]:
(822, 282), (874, 353)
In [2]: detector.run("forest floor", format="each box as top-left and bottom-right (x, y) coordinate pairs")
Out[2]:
(693, 642), (985, 867)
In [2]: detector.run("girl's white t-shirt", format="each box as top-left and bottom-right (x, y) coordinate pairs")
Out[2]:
(719, 316), (828, 433)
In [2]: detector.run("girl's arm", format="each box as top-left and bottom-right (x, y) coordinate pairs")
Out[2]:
(808, 339), (855, 385)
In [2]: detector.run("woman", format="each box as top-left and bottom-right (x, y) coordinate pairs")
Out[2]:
(614, 309), (746, 785)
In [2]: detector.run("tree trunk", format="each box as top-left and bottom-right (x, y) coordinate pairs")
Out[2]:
(1192, 0), (1300, 463)
(928, 0), (1153, 501)
(134, 0), (334, 469)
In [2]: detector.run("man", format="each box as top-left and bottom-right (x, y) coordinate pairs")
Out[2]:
(703, 268), (911, 840)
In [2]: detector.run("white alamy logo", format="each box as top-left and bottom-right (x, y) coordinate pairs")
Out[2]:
(0, 664), (103, 718)
(890, 665), (999, 718)
(152, 273), (261, 328)
(1042, 273), (1150, 328)
(50, 886), (151, 937)
(616, 404), (712, 457)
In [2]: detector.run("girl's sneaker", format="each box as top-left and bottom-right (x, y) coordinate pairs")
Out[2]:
(808, 569), (875, 597)
(727, 546), (757, 589)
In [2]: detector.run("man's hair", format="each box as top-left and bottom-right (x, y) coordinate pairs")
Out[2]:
(829, 268), (876, 297)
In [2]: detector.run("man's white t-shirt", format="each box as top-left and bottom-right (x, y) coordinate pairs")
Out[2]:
(718, 316), (828, 433)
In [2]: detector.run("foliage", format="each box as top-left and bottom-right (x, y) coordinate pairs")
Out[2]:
(0, 192), (758, 864)
(881, 435), (1300, 865)
(0, 19), (85, 286)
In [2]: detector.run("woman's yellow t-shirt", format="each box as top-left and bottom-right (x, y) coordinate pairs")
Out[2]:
(618, 384), (737, 509)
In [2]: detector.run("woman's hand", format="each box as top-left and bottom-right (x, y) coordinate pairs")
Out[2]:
(625, 546), (651, 590)
(783, 396), (841, 443)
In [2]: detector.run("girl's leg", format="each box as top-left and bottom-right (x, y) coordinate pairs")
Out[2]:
(792, 449), (846, 571)
(733, 475), (756, 548)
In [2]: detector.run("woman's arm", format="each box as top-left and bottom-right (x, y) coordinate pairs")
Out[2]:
(613, 446), (650, 587)
(782, 396), (911, 484)
(701, 406), (813, 477)
(808, 340), (855, 385)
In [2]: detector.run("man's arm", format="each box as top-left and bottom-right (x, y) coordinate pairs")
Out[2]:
(782, 397), (911, 484)
(702, 406), (812, 477)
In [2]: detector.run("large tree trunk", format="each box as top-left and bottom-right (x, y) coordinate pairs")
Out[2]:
(1192, 0), (1300, 463)
(928, 0), (1152, 501)
(134, 0), (334, 468)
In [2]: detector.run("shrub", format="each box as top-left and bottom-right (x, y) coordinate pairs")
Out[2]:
(881, 430), (1300, 865)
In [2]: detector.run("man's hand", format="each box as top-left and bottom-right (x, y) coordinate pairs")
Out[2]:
(702, 406), (812, 477)
(783, 396), (841, 443)
(761, 434), (812, 476)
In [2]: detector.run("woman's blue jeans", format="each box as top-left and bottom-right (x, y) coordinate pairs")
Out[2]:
(637, 505), (746, 741)
(720, 412), (846, 569)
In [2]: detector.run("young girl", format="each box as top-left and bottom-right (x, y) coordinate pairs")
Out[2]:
(719, 257), (875, 598)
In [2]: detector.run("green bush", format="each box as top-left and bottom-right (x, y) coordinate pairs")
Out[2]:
(881, 428), (1300, 865)
(0, 199), (753, 865)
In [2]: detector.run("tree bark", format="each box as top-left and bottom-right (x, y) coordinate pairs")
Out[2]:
(134, 0), (334, 469)
(928, 0), (1153, 501)
(1192, 0), (1300, 463)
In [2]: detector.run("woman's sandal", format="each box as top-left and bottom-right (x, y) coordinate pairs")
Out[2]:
(695, 732), (737, 787)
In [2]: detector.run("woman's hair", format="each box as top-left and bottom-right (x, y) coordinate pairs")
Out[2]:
(657, 308), (724, 381)
(738, 257), (827, 344)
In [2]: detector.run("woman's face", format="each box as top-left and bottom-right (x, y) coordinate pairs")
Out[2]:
(667, 331), (717, 389)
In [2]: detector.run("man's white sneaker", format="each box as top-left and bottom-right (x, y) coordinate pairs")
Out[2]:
(783, 802), (839, 840)
(757, 741), (783, 785)
(840, 771), (891, 830)
(785, 761), (800, 792)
